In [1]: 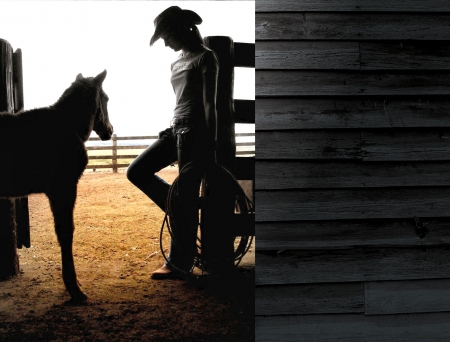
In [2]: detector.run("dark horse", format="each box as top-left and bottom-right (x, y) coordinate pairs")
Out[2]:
(0, 70), (113, 302)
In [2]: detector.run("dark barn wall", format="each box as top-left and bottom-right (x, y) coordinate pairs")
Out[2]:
(255, 1), (450, 340)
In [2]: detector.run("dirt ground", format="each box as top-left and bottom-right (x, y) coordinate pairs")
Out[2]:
(0, 167), (254, 341)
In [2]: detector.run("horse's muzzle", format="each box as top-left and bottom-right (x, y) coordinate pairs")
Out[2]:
(98, 124), (113, 141)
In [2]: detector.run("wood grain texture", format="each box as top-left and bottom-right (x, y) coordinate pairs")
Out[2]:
(256, 41), (450, 71)
(256, 98), (450, 130)
(256, 13), (450, 40)
(256, 131), (361, 160)
(256, 283), (364, 315)
(257, 130), (450, 161)
(361, 42), (450, 70)
(257, 187), (450, 222)
(361, 130), (450, 161)
(256, 41), (360, 70)
(256, 247), (450, 285)
(256, 219), (450, 250)
(256, 71), (450, 96)
(256, 0), (450, 12)
(365, 279), (450, 315)
(256, 161), (450, 189)
(256, 313), (450, 342)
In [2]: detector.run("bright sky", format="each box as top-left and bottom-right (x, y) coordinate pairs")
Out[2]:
(0, 0), (255, 137)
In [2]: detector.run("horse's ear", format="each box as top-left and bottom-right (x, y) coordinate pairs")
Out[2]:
(94, 70), (107, 86)
(76, 73), (84, 81)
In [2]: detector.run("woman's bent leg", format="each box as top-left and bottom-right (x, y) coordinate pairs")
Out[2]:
(127, 128), (177, 211)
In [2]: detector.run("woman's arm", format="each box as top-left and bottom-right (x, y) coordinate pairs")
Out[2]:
(202, 64), (218, 160)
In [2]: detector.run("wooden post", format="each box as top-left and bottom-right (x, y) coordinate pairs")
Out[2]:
(0, 38), (19, 279)
(112, 133), (117, 173)
(201, 36), (236, 272)
(13, 48), (30, 249)
(203, 36), (236, 172)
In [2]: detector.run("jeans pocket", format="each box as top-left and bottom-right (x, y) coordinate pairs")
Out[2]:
(174, 126), (194, 149)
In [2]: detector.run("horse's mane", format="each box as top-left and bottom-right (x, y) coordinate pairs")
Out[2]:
(55, 78), (96, 107)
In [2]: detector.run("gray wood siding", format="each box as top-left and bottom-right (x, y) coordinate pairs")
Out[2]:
(256, 313), (450, 342)
(257, 71), (450, 96)
(256, 248), (450, 285)
(256, 0), (450, 12)
(256, 98), (450, 130)
(255, 1), (450, 340)
(364, 279), (450, 315)
(256, 283), (364, 315)
(256, 13), (450, 40)
(257, 219), (450, 250)
(256, 161), (450, 189)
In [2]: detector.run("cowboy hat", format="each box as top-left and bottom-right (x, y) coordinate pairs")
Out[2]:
(150, 6), (202, 46)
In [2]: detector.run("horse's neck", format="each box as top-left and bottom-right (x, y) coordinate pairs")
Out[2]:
(52, 103), (94, 143)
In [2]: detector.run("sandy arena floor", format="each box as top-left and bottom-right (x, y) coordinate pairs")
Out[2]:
(0, 167), (254, 341)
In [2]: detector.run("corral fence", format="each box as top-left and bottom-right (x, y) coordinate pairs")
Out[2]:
(86, 132), (255, 173)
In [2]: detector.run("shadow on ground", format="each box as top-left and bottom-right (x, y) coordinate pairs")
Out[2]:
(0, 267), (254, 342)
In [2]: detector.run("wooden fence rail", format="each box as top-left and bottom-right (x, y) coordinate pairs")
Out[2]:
(86, 133), (255, 173)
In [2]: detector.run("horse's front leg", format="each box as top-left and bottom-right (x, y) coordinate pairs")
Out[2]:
(47, 184), (87, 303)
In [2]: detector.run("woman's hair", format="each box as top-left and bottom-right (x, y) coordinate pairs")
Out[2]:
(168, 22), (203, 47)
(188, 24), (203, 46)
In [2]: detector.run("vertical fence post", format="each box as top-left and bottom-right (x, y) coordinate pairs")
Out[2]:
(112, 133), (117, 173)
(0, 38), (19, 279)
(13, 48), (30, 249)
(201, 36), (236, 271)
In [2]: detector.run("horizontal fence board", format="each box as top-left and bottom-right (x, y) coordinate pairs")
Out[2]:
(256, 71), (450, 96)
(256, 161), (450, 189)
(116, 136), (157, 140)
(256, 0), (450, 12)
(256, 283), (364, 315)
(256, 313), (450, 342)
(234, 99), (255, 123)
(256, 13), (450, 40)
(362, 130), (450, 161)
(86, 145), (149, 151)
(256, 219), (450, 250)
(256, 41), (360, 70)
(235, 156), (254, 180)
(88, 134), (253, 141)
(256, 247), (450, 285)
(88, 143), (253, 151)
(365, 279), (450, 315)
(88, 155), (139, 160)
(257, 131), (361, 160)
(86, 164), (128, 169)
(234, 42), (255, 68)
(257, 187), (450, 222)
(361, 42), (450, 70)
(89, 136), (157, 141)
(257, 131), (450, 161)
(256, 98), (450, 130)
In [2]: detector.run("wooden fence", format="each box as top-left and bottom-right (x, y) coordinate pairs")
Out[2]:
(86, 132), (255, 173)
(256, 0), (450, 340)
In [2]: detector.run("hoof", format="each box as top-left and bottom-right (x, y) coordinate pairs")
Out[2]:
(70, 291), (88, 304)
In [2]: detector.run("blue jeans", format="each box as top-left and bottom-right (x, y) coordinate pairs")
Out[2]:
(127, 123), (212, 272)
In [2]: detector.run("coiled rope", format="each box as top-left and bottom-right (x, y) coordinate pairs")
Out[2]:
(159, 161), (254, 275)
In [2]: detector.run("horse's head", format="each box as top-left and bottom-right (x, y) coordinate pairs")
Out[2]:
(89, 70), (113, 141)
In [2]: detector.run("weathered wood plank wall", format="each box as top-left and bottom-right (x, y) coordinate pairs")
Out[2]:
(255, 1), (450, 340)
